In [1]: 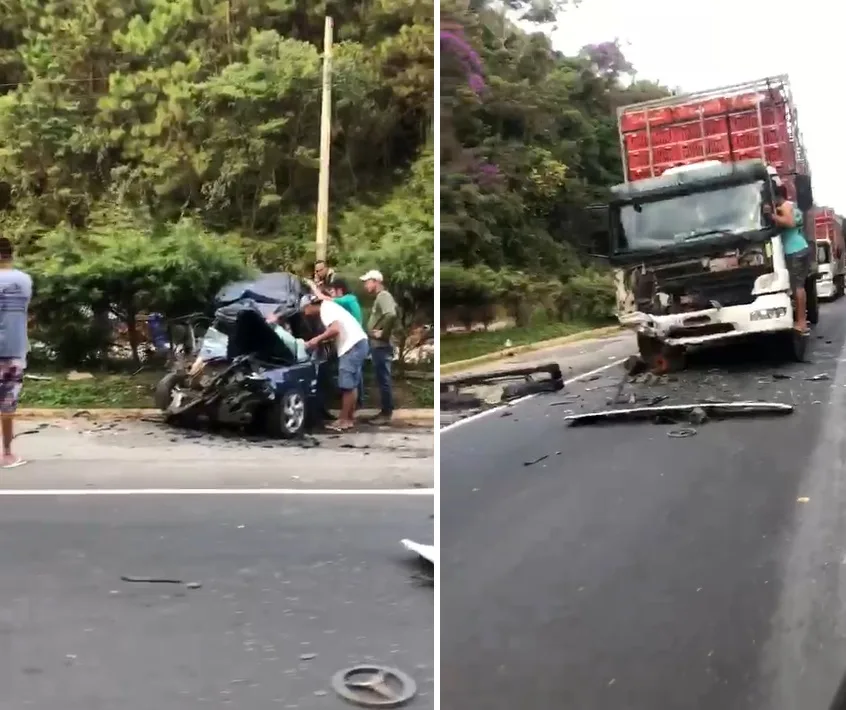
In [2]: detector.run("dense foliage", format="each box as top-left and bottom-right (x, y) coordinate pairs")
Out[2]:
(440, 2), (669, 327)
(0, 0), (434, 363)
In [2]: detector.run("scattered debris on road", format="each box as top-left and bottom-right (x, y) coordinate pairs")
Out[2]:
(523, 454), (549, 467)
(401, 539), (435, 566)
(667, 428), (698, 438)
(797, 497), (810, 503)
(120, 576), (202, 589)
(331, 665), (418, 708)
(806, 373), (832, 381)
(565, 401), (794, 428)
(440, 362), (564, 411)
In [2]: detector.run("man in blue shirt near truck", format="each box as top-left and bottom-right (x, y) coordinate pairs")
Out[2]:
(767, 184), (811, 336)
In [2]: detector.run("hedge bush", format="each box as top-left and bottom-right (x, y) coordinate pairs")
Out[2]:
(440, 264), (616, 330)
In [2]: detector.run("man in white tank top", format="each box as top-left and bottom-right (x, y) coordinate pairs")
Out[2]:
(300, 294), (369, 431)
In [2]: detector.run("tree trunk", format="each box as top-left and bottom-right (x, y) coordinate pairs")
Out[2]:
(126, 309), (141, 366)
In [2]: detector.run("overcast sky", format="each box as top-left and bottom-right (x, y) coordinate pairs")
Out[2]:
(541, 0), (843, 212)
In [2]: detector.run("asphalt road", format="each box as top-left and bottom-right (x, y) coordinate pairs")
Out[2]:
(0, 426), (434, 709)
(441, 297), (846, 710)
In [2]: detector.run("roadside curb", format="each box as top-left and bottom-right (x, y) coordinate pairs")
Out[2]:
(441, 325), (624, 375)
(16, 408), (435, 428)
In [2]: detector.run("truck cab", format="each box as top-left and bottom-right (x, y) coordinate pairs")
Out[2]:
(594, 159), (815, 369)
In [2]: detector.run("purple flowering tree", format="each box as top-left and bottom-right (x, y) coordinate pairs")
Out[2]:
(440, 22), (485, 95)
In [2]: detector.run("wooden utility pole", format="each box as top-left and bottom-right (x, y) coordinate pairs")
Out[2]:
(315, 16), (334, 263)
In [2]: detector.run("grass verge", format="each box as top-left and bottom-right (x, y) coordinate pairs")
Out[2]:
(21, 365), (434, 410)
(440, 320), (613, 364)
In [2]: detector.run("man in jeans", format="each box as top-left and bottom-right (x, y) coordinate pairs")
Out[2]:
(360, 270), (397, 423)
(0, 237), (32, 468)
(300, 294), (369, 432)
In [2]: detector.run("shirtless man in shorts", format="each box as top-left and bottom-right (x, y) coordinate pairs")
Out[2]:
(0, 236), (32, 468)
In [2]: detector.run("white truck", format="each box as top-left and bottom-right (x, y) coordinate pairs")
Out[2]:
(813, 207), (846, 300)
(597, 76), (817, 370)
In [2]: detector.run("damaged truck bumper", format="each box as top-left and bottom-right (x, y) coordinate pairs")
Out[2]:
(620, 291), (794, 347)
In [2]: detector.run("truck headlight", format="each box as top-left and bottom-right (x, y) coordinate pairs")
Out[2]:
(753, 273), (778, 292)
(749, 307), (787, 321)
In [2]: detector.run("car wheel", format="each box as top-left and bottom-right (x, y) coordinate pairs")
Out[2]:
(270, 389), (307, 438)
(154, 372), (184, 411)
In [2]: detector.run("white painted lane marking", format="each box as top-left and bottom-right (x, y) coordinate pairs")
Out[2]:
(0, 488), (434, 496)
(440, 357), (629, 434)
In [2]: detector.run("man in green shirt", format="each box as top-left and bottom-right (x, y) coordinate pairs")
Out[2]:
(304, 277), (363, 323)
(305, 277), (366, 405)
(360, 269), (397, 422)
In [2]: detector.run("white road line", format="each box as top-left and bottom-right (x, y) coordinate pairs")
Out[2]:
(440, 357), (630, 434)
(0, 488), (435, 496)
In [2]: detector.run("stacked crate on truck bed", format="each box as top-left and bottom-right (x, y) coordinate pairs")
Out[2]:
(619, 77), (805, 198)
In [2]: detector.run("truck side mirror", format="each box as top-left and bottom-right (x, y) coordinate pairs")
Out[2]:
(795, 174), (814, 212)
(585, 204), (611, 259)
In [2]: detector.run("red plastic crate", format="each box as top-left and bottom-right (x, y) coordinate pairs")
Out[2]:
(620, 92), (797, 182)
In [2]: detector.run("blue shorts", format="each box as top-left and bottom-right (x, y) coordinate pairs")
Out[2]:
(337, 339), (369, 391)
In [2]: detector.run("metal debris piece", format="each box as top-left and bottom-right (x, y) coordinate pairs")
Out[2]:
(550, 394), (582, 406)
(668, 428), (697, 438)
(772, 373), (792, 380)
(331, 665), (417, 708)
(523, 454), (549, 467)
(688, 407), (708, 425)
(565, 401), (793, 427)
(797, 497), (810, 503)
(648, 395), (669, 406)
(806, 373), (831, 381)
(441, 363), (563, 391)
(121, 576), (202, 589)
(121, 576), (184, 584)
(401, 539), (435, 566)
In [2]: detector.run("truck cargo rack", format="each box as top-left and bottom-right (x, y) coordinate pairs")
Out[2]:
(617, 75), (807, 184)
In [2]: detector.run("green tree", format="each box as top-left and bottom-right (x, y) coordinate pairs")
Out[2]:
(440, 2), (669, 322)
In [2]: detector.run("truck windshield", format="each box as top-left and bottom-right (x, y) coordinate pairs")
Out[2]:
(614, 180), (767, 252)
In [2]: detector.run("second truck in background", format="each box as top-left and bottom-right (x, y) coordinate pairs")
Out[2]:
(813, 207), (846, 299)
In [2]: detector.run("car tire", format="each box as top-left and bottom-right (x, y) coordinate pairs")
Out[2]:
(440, 391), (483, 411)
(806, 275), (819, 325)
(500, 378), (563, 401)
(154, 372), (184, 411)
(268, 389), (307, 438)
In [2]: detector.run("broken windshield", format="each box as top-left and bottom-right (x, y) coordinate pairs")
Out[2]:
(614, 180), (768, 253)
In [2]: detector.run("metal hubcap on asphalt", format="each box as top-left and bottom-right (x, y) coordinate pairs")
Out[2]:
(283, 393), (305, 431)
(331, 665), (417, 707)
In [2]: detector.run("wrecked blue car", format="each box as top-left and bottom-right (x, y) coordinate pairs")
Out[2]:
(154, 273), (324, 438)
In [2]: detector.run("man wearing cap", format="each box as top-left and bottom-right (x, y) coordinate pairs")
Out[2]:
(360, 270), (397, 423)
(299, 293), (369, 432)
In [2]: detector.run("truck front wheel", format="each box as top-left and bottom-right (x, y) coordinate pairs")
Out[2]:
(805, 276), (819, 325)
(637, 334), (685, 374)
